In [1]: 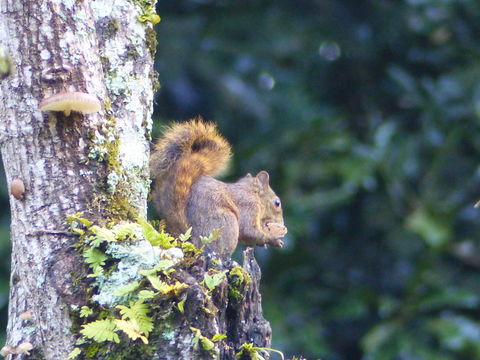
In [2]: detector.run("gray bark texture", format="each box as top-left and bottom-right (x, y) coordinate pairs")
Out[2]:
(0, 0), (153, 358)
(0, 1), (273, 359)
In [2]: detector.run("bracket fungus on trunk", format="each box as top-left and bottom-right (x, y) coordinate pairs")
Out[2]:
(39, 91), (101, 116)
(10, 178), (25, 200)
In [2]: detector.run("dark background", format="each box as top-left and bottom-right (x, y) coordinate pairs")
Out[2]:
(3, 0), (480, 359)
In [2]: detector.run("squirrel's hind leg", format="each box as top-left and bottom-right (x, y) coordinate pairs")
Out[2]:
(189, 210), (239, 259)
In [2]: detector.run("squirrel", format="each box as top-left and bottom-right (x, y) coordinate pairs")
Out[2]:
(149, 118), (287, 258)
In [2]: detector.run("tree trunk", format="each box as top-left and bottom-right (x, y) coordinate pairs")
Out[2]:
(0, 1), (273, 359)
(0, 0), (153, 358)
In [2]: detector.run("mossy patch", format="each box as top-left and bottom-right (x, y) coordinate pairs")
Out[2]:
(145, 27), (158, 57)
(66, 214), (190, 359)
(132, 0), (161, 25)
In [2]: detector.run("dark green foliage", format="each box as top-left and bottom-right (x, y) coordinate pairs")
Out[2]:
(153, 1), (480, 359)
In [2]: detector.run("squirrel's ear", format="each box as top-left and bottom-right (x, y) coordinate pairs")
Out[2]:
(245, 173), (252, 178)
(256, 171), (270, 186)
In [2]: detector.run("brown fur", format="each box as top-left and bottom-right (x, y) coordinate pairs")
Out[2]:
(150, 118), (287, 258)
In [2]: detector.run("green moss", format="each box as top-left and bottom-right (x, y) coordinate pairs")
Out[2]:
(85, 343), (100, 358)
(126, 44), (140, 59)
(104, 341), (154, 360)
(157, 321), (175, 341)
(66, 215), (198, 358)
(100, 56), (111, 72)
(105, 138), (121, 171)
(110, 194), (140, 220)
(0, 47), (14, 80)
(104, 98), (112, 112)
(84, 109), (146, 222)
(229, 266), (251, 285)
(132, 0), (161, 25)
(145, 27), (158, 57)
(106, 172), (120, 194)
(228, 266), (251, 303)
(105, 18), (120, 38)
(150, 68), (160, 93)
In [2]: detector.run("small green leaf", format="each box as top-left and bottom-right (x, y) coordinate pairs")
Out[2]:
(181, 242), (198, 253)
(66, 347), (82, 359)
(177, 299), (185, 314)
(155, 231), (176, 248)
(72, 228), (85, 235)
(178, 227), (192, 242)
(80, 306), (93, 318)
(66, 212), (93, 227)
(203, 270), (227, 291)
(75, 338), (87, 345)
(138, 218), (176, 248)
(146, 275), (165, 291)
(201, 337), (215, 351)
(147, 276), (188, 295)
(200, 228), (221, 246)
(190, 326), (201, 345)
(212, 333), (227, 342)
(406, 207), (450, 248)
(236, 343), (285, 360)
(138, 217), (159, 242)
(190, 327), (214, 350)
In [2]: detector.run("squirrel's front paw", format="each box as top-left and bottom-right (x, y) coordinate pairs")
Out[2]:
(265, 222), (287, 241)
(269, 238), (284, 248)
(265, 223), (287, 247)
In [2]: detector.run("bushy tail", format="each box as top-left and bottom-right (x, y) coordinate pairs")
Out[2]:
(150, 118), (231, 232)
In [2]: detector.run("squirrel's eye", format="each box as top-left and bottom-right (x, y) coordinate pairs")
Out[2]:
(274, 198), (281, 207)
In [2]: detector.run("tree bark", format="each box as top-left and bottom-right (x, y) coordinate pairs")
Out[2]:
(0, 1), (273, 359)
(0, 0), (153, 358)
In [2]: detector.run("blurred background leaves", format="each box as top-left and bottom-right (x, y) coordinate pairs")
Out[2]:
(152, 0), (480, 359)
(3, 0), (480, 359)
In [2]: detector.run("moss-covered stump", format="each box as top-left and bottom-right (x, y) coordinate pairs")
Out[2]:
(65, 216), (273, 360)
(142, 249), (272, 360)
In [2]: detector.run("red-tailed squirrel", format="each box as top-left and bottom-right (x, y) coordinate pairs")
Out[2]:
(150, 118), (287, 258)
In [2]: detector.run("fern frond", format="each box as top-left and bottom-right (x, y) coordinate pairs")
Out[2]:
(147, 276), (188, 296)
(83, 248), (107, 274)
(146, 275), (166, 291)
(80, 319), (120, 343)
(178, 227), (192, 242)
(115, 319), (148, 344)
(138, 290), (156, 300)
(87, 226), (117, 247)
(138, 218), (175, 248)
(139, 259), (175, 277)
(113, 222), (140, 240)
(116, 300), (153, 336)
